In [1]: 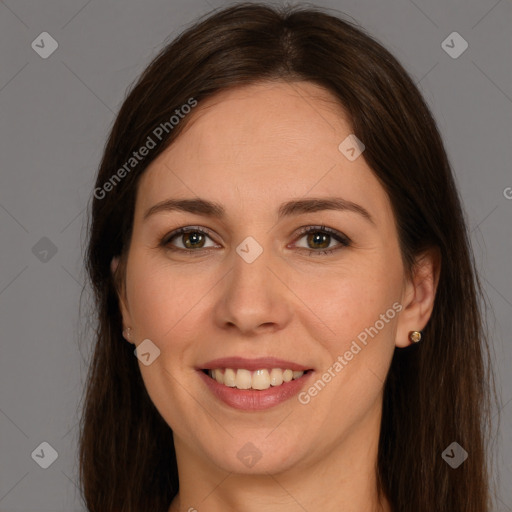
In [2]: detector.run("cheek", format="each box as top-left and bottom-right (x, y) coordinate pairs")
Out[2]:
(298, 273), (398, 426)
(299, 260), (402, 346)
(125, 239), (403, 355)
(125, 252), (213, 342)
(295, 259), (401, 411)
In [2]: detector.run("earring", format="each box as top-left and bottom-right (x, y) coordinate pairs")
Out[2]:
(409, 330), (422, 343)
(122, 327), (132, 342)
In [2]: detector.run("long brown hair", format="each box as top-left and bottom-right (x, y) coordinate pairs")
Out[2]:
(79, 3), (499, 510)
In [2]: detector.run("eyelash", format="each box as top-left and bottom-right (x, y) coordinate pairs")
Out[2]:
(159, 225), (351, 257)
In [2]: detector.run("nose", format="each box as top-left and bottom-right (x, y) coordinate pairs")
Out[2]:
(212, 243), (293, 336)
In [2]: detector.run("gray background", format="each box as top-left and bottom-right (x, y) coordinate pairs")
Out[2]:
(0, 0), (510, 510)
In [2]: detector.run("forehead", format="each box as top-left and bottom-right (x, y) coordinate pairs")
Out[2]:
(175, 81), (351, 162)
(135, 81), (391, 227)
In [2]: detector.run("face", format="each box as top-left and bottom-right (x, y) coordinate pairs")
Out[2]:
(116, 81), (420, 476)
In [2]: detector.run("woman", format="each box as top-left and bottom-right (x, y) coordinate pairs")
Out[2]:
(79, 3), (498, 511)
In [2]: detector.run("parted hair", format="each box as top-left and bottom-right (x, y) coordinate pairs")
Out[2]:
(79, 3), (498, 511)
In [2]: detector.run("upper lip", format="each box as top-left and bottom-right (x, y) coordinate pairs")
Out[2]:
(198, 357), (312, 372)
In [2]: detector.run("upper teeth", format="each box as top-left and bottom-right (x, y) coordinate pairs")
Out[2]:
(208, 368), (305, 390)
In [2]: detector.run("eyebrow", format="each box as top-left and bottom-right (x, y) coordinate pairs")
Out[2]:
(143, 197), (375, 225)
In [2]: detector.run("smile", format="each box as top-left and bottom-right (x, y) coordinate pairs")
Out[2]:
(197, 357), (314, 410)
(204, 368), (307, 390)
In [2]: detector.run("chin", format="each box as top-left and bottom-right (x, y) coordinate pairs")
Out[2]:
(199, 434), (309, 475)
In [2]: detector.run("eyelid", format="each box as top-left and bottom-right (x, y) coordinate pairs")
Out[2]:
(160, 224), (351, 254)
(291, 225), (351, 245)
(160, 225), (219, 246)
(289, 225), (351, 255)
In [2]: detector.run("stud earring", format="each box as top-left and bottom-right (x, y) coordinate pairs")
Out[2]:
(122, 327), (132, 342)
(409, 330), (422, 343)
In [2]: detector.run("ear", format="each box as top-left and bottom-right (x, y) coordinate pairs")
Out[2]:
(395, 247), (441, 348)
(110, 256), (119, 274)
(111, 255), (132, 333)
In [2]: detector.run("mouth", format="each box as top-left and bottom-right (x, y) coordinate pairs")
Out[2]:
(197, 357), (314, 410)
(202, 367), (311, 390)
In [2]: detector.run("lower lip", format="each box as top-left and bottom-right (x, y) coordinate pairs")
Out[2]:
(198, 370), (313, 411)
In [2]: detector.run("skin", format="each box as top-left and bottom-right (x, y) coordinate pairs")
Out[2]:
(113, 81), (440, 512)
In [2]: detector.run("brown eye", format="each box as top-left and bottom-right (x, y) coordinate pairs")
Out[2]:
(161, 227), (217, 251)
(293, 226), (351, 256)
(181, 231), (206, 249)
(305, 231), (331, 250)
